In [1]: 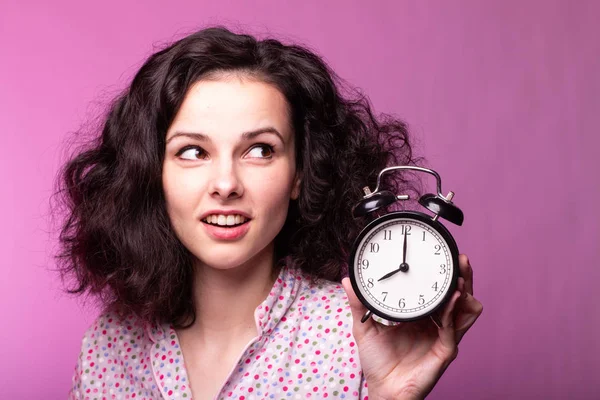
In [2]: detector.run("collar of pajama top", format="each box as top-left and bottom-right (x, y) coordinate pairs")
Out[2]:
(139, 267), (366, 400)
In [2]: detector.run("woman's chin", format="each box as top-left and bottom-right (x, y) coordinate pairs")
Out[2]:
(194, 247), (273, 273)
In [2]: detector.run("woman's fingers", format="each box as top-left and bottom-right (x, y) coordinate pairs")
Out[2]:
(457, 277), (465, 294)
(436, 289), (462, 350)
(458, 254), (473, 296)
(454, 293), (483, 343)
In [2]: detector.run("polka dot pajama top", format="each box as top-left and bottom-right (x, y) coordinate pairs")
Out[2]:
(69, 266), (369, 399)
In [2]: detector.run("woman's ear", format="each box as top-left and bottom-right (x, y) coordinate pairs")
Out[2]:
(291, 172), (302, 200)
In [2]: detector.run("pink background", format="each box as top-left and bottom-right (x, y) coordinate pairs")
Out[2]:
(1, 0), (598, 398)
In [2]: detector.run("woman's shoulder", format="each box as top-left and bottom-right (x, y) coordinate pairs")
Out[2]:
(70, 308), (163, 398)
(77, 307), (159, 347)
(284, 266), (355, 333)
(285, 266), (350, 308)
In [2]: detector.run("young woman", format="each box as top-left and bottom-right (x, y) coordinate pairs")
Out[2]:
(58, 26), (482, 400)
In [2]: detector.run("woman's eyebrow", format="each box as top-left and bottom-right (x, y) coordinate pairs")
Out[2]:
(166, 132), (209, 144)
(166, 127), (284, 144)
(241, 127), (284, 142)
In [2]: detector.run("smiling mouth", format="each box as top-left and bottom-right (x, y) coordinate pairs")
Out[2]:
(202, 214), (249, 227)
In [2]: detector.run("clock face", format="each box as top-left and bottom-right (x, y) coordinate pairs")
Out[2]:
(351, 212), (458, 321)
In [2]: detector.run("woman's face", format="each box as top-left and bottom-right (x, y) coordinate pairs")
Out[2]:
(162, 76), (301, 271)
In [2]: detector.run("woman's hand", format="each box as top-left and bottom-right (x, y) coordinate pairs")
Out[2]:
(341, 254), (483, 400)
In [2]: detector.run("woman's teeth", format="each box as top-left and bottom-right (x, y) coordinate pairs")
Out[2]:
(203, 215), (248, 226)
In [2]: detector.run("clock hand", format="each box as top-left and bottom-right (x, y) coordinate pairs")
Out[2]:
(378, 230), (410, 282)
(402, 228), (407, 265)
(377, 267), (402, 281)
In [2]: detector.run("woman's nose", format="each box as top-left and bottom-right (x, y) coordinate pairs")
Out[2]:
(208, 161), (243, 200)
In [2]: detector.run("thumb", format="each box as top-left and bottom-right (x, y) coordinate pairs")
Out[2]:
(341, 277), (378, 337)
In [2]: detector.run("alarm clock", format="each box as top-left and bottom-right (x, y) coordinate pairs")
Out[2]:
(349, 166), (464, 327)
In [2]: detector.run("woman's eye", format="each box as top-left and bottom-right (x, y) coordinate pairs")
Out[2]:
(176, 146), (207, 160)
(246, 144), (274, 159)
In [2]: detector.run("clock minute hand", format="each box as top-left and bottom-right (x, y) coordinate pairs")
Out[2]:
(402, 228), (407, 265)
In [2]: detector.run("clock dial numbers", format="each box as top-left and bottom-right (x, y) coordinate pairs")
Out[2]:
(354, 218), (454, 320)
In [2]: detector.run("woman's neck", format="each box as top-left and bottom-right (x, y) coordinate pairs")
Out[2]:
(181, 244), (279, 347)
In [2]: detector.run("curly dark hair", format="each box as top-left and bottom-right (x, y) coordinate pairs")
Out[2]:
(55, 26), (420, 328)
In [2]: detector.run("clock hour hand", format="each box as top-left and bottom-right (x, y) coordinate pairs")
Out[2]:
(377, 230), (409, 282)
(377, 267), (402, 281)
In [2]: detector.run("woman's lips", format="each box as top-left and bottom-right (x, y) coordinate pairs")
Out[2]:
(202, 220), (251, 240)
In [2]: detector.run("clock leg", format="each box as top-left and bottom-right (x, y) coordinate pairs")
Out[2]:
(361, 310), (373, 323)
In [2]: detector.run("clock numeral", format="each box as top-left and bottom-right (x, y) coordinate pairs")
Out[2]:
(432, 282), (439, 292)
(399, 298), (406, 309)
(418, 294), (425, 305)
(367, 278), (374, 288)
(401, 225), (412, 235)
(381, 291), (388, 302)
(361, 259), (369, 269)
(439, 264), (447, 274)
(370, 243), (379, 253)
(434, 244), (441, 255)
(383, 230), (392, 240)
(422, 231), (426, 241)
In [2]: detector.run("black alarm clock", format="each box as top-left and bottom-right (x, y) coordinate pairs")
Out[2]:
(349, 166), (464, 327)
